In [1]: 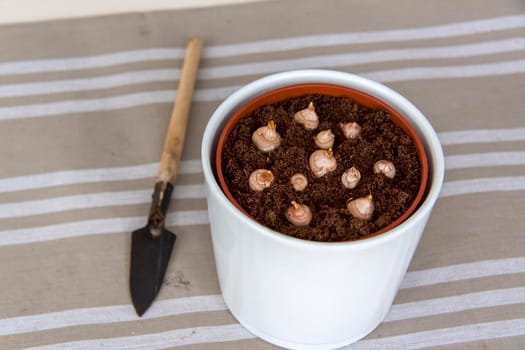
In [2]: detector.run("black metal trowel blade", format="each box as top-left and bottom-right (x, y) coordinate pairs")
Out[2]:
(130, 226), (176, 316)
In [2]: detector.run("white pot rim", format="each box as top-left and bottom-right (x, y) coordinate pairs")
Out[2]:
(202, 69), (445, 250)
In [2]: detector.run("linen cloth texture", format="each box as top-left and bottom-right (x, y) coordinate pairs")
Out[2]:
(0, 0), (524, 348)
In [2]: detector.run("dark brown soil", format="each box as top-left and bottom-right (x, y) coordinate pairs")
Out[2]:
(221, 94), (421, 242)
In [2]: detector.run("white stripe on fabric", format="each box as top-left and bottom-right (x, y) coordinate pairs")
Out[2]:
(22, 324), (254, 350)
(0, 69), (179, 98)
(349, 318), (525, 350)
(0, 185), (205, 219)
(2, 263), (523, 337)
(2, 38), (525, 98)
(0, 210), (209, 246)
(385, 287), (525, 322)
(202, 38), (525, 80)
(0, 295), (227, 337)
(1, 15), (524, 75)
(364, 59), (525, 82)
(439, 127), (525, 145)
(0, 48), (184, 76)
(0, 90), (176, 121)
(206, 15), (525, 58)
(400, 257), (525, 289)
(0, 160), (202, 193)
(2, 59), (525, 120)
(440, 176), (525, 197)
(20, 318), (525, 350)
(445, 151), (525, 169)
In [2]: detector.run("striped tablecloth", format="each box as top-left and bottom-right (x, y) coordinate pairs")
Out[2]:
(1, 0), (524, 349)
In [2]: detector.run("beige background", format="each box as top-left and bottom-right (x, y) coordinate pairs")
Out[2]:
(0, 0), (266, 24)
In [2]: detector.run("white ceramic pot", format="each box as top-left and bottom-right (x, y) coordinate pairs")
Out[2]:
(201, 70), (444, 349)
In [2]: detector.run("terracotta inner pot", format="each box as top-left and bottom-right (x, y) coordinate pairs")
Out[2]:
(215, 83), (429, 240)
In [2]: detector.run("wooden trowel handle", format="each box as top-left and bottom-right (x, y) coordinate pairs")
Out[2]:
(157, 37), (203, 183)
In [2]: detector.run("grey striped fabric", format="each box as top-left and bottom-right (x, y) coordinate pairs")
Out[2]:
(1, 0), (524, 349)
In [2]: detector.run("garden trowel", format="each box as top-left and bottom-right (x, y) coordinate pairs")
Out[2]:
(130, 37), (202, 316)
